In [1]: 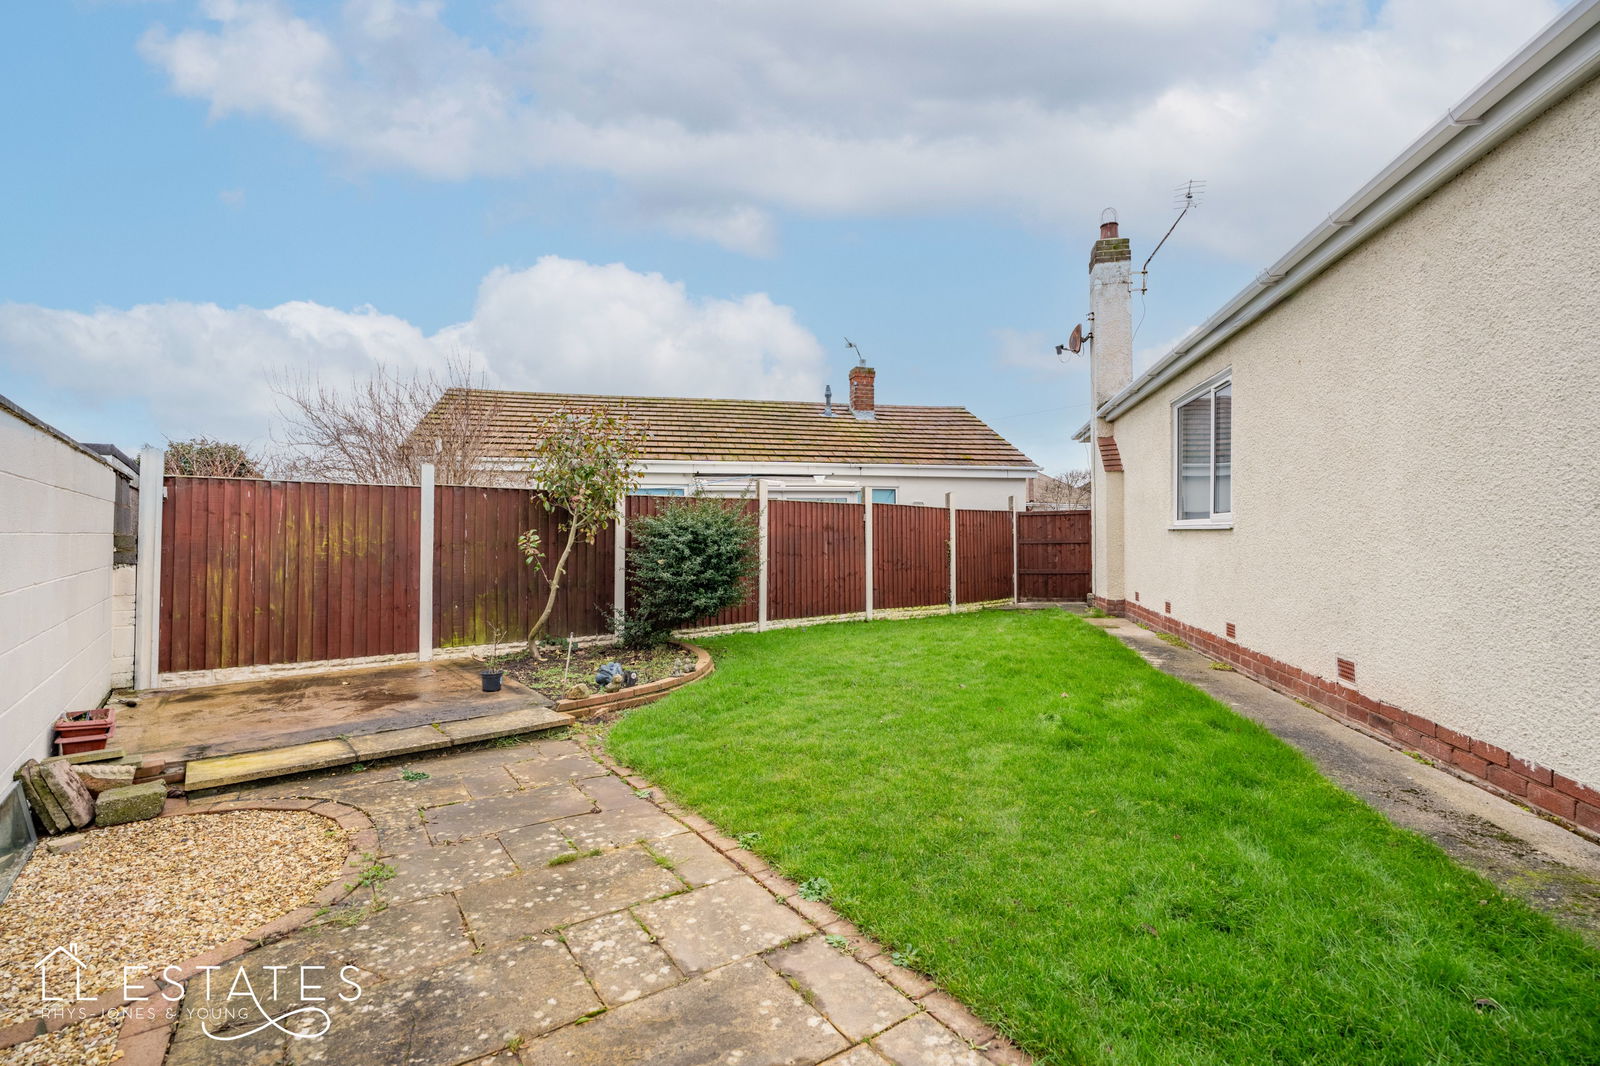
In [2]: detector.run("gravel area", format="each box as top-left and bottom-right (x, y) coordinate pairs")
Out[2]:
(0, 811), (348, 1030)
(0, 1010), (124, 1066)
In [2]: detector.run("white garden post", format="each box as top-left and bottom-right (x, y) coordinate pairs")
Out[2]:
(863, 489), (875, 621)
(1010, 495), (1019, 604)
(946, 491), (957, 614)
(613, 496), (627, 634)
(418, 462), (435, 662)
(133, 446), (164, 690)
(757, 479), (770, 632)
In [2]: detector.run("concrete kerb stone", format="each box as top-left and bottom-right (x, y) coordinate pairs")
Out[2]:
(0, 798), (375, 1060)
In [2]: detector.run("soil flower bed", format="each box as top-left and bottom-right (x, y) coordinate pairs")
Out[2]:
(0, 811), (348, 1031)
(500, 641), (689, 701)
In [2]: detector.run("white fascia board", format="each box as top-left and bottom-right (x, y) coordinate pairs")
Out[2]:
(1098, 0), (1600, 424)
(1071, 422), (1091, 443)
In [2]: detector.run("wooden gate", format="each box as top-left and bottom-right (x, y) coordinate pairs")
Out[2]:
(1016, 511), (1090, 601)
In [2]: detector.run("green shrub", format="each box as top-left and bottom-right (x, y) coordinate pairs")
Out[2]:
(626, 497), (758, 648)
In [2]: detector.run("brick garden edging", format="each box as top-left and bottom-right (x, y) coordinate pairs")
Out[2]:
(1096, 596), (1600, 843)
(575, 735), (1035, 1066)
(553, 641), (715, 719)
(0, 799), (374, 1066)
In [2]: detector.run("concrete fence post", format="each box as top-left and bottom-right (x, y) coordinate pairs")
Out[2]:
(418, 463), (435, 662)
(1010, 495), (1019, 604)
(946, 491), (957, 614)
(613, 496), (627, 633)
(757, 480), (770, 632)
(133, 446), (164, 690)
(863, 491), (875, 621)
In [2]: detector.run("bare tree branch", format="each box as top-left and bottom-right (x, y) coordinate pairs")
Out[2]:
(268, 356), (509, 485)
(1029, 469), (1091, 510)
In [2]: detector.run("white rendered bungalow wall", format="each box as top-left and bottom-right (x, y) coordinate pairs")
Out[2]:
(1099, 74), (1600, 795)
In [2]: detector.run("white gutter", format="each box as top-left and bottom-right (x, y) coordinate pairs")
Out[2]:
(1098, 0), (1600, 423)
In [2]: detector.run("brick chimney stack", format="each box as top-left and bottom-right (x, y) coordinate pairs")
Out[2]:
(848, 365), (876, 419)
(1088, 213), (1133, 410)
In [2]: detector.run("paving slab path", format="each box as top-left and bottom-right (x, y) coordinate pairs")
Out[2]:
(161, 736), (1024, 1066)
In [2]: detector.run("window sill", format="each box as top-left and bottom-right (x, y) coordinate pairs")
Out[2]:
(1169, 521), (1234, 531)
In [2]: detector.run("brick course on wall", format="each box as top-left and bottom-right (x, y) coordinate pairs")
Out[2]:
(1101, 597), (1600, 840)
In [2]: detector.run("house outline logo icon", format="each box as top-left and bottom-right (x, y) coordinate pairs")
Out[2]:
(36, 942), (91, 1003)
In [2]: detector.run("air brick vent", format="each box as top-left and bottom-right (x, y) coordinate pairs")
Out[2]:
(1134, 591), (1140, 602)
(1337, 657), (1356, 684)
(1164, 601), (1172, 614)
(1226, 623), (1236, 640)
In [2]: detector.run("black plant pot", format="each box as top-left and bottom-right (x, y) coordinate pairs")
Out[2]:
(481, 670), (503, 693)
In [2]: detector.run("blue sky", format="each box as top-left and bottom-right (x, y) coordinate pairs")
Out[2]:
(0, 0), (1561, 475)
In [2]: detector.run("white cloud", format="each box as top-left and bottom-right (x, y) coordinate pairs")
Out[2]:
(137, 0), (1560, 258)
(991, 327), (1084, 377)
(0, 256), (826, 443)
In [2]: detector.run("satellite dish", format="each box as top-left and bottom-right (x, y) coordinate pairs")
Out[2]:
(1067, 323), (1085, 354)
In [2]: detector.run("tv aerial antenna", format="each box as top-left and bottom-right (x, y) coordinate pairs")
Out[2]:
(844, 337), (867, 366)
(1140, 180), (1204, 295)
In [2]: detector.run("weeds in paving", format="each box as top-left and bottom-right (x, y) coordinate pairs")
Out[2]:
(1085, 607), (1108, 619)
(504, 1036), (525, 1052)
(492, 735), (523, 748)
(824, 934), (850, 951)
(548, 849), (604, 867)
(798, 876), (832, 902)
(1209, 662), (1235, 671)
(633, 787), (654, 799)
(400, 768), (430, 782)
(353, 856), (395, 889)
(349, 762), (368, 772)
(1155, 633), (1189, 649)
(889, 946), (922, 970)
(607, 610), (1600, 1066)
(736, 831), (762, 849)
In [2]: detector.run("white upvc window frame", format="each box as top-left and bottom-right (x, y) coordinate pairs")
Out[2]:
(1170, 369), (1234, 530)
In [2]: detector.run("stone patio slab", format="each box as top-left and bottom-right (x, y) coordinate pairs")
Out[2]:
(496, 822), (578, 868)
(184, 739), (357, 791)
(870, 1014), (986, 1066)
(457, 847), (682, 944)
(578, 773), (654, 810)
(456, 765), (524, 799)
(506, 747), (610, 788)
(563, 910), (686, 1005)
(293, 939), (600, 1066)
(823, 1048), (894, 1066)
(309, 894), (475, 979)
(635, 877), (812, 975)
(302, 775), (471, 812)
(521, 957), (847, 1066)
(767, 936), (916, 1042)
(347, 725), (452, 760)
(556, 805), (689, 850)
(382, 836), (518, 902)
(652, 832), (742, 886)
(436, 706), (570, 743)
(422, 783), (595, 843)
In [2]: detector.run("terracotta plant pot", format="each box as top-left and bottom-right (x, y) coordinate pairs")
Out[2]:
(54, 707), (116, 737)
(56, 735), (112, 756)
(481, 670), (503, 693)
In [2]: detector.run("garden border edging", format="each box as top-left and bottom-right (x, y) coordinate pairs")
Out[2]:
(553, 641), (714, 718)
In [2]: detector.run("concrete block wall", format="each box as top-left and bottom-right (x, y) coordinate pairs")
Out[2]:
(111, 563), (137, 687)
(0, 401), (118, 782)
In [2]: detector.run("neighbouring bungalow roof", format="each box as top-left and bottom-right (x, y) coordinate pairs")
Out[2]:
(1076, 0), (1600, 439)
(425, 388), (1038, 469)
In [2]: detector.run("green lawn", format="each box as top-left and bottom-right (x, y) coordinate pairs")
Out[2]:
(607, 610), (1600, 1066)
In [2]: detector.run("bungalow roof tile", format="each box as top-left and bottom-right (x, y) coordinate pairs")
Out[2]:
(426, 388), (1036, 468)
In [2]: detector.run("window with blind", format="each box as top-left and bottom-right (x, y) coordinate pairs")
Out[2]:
(1173, 374), (1232, 524)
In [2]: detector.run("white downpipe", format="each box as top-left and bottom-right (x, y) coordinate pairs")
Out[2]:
(133, 447), (164, 690)
(756, 480), (770, 632)
(418, 463), (435, 662)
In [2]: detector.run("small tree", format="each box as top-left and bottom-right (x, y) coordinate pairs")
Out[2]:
(165, 437), (264, 478)
(625, 497), (759, 648)
(518, 407), (645, 654)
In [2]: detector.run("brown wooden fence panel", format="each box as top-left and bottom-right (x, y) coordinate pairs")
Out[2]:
(872, 503), (949, 609)
(624, 497), (759, 628)
(160, 477), (420, 672)
(1016, 510), (1091, 601)
(433, 486), (615, 647)
(769, 499), (866, 620)
(956, 509), (1014, 603)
